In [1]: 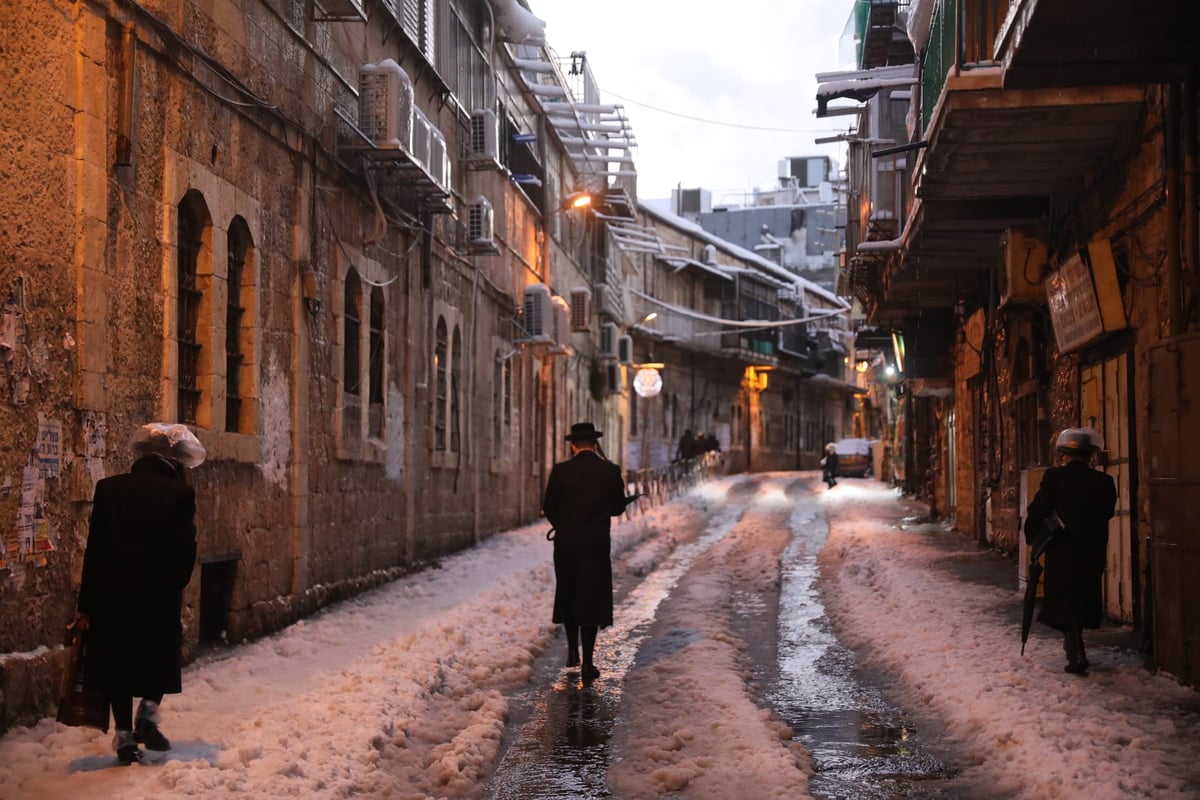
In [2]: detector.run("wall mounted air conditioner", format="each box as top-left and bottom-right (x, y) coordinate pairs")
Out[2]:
(570, 287), (592, 331)
(599, 321), (618, 359)
(522, 283), (553, 341)
(606, 363), (624, 394)
(551, 295), (572, 353)
(429, 126), (450, 190)
(410, 106), (432, 171)
(358, 59), (414, 150)
(466, 197), (497, 254)
(702, 243), (717, 264)
(468, 109), (500, 166)
(617, 335), (633, 365)
(1000, 228), (1048, 306)
(318, 0), (366, 23)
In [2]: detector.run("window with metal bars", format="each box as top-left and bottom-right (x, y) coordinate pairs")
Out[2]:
(344, 271), (361, 396)
(368, 287), (384, 438)
(226, 218), (250, 433)
(435, 317), (447, 450)
(177, 191), (208, 425)
(450, 325), (462, 453)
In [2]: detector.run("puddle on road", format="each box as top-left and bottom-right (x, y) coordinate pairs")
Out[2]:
(483, 499), (745, 799)
(763, 503), (959, 799)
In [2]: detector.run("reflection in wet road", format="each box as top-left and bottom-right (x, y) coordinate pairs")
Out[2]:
(765, 494), (956, 799)
(483, 498), (743, 799)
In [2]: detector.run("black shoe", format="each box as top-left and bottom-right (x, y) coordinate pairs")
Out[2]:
(582, 664), (601, 681)
(134, 718), (171, 751)
(117, 742), (144, 765)
(1064, 661), (1089, 675)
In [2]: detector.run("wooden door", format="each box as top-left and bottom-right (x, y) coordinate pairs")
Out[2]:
(1080, 354), (1134, 623)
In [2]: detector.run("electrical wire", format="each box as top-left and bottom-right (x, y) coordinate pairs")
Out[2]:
(596, 87), (840, 133)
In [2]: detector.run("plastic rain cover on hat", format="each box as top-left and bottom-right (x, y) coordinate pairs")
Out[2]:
(129, 423), (207, 468)
(1055, 426), (1104, 453)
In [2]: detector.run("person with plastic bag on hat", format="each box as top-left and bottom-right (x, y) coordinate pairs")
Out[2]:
(1023, 427), (1116, 675)
(74, 423), (204, 764)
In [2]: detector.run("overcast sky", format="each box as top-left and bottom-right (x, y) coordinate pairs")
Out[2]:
(532, 0), (858, 204)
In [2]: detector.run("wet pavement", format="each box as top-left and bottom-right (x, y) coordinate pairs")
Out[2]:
(483, 502), (741, 798)
(760, 486), (958, 799)
(483, 476), (965, 798)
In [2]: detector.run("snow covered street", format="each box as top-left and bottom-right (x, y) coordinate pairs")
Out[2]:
(0, 475), (1197, 799)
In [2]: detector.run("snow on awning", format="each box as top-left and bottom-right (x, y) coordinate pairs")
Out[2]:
(815, 64), (917, 117)
(656, 255), (735, 282)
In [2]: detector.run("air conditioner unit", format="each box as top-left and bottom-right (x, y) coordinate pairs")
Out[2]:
(358, 59), (414, 150)
(599, 321), (618, 359)
(551, 295), (572, 353)
(617, 335), (633, 365)
(606, 363), (624, 394)
(429, 126), (450, 190)
(410, 106), (432, 171)
(466, 197), (498, 254)
(468, 109), (500, 165)
(570, 287), (592, 331)
(1000, 228), (1048, 306)
(702, 243), (717, 264)
(522, 283), (553, 341)
(319, 0), (366, 22)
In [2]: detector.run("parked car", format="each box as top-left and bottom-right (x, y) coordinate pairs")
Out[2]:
(834, 438), (875, 478)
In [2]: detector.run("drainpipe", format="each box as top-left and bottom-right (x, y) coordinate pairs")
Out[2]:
(1165, 83), (1182, 337)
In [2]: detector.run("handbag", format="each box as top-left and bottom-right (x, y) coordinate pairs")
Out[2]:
(55, 622), (110, 732)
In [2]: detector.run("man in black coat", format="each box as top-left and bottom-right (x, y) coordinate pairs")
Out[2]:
(1024, 427), (1117, 675)
(77, 424), (202, 764)
(543, 422), (628, 681)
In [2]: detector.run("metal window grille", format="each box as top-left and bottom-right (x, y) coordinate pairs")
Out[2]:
(177, 199), (203, 425)
(225, 223), (248, 433)
(435, 317), (447, 450)
(450, 326), (462, 453)
(344, 272), (361, 396)
(368, 287), (384, 438)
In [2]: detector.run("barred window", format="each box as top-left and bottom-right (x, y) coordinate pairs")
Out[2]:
(368, 286), (385, 438)
(176, 191), (209, 425)
(225, 217), (251, 433)
(344, 270), (362, 396)
(435, 317), (448, 450)
(450, 325), (462, 453)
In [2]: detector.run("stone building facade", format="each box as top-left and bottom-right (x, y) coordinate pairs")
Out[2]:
(823, 0), (1200, 686)
(0, 0), (858, 730)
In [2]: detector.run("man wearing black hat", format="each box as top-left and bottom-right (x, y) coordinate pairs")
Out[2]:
(542, 422), (628, 681)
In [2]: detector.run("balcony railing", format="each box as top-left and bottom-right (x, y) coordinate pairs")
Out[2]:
(918, 0), (1007, 135)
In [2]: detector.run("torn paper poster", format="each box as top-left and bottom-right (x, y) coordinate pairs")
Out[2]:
(37, 414), (62, 479)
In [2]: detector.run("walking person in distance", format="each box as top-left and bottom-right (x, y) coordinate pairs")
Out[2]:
(1024, 427), (1117, 675)
(75, 423), (203, 764)
(542, 422), (628, 682)
(821, 442), (839, 488)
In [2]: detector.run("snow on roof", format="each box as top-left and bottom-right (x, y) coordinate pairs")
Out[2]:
(639, 202), (847, 308)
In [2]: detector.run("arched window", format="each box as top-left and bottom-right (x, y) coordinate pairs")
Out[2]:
(435, 317), (448, 451)
(343, 270), (361, 396)
(368, 286), (384, 438)
(225, 217), (252, 433)
(450, 325), (462, 453)
(177, 190), (210, 425)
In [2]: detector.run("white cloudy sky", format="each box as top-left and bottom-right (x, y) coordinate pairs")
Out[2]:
(532, 0), (859, 203)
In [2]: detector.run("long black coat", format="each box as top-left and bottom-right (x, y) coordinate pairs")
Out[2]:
(78, 455), (197, 697)
(1024, 459), (1117, 631)
(542, 450), (627, 628)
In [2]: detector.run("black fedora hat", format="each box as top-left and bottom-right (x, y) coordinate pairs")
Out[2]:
(565, 422), (603, 442)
